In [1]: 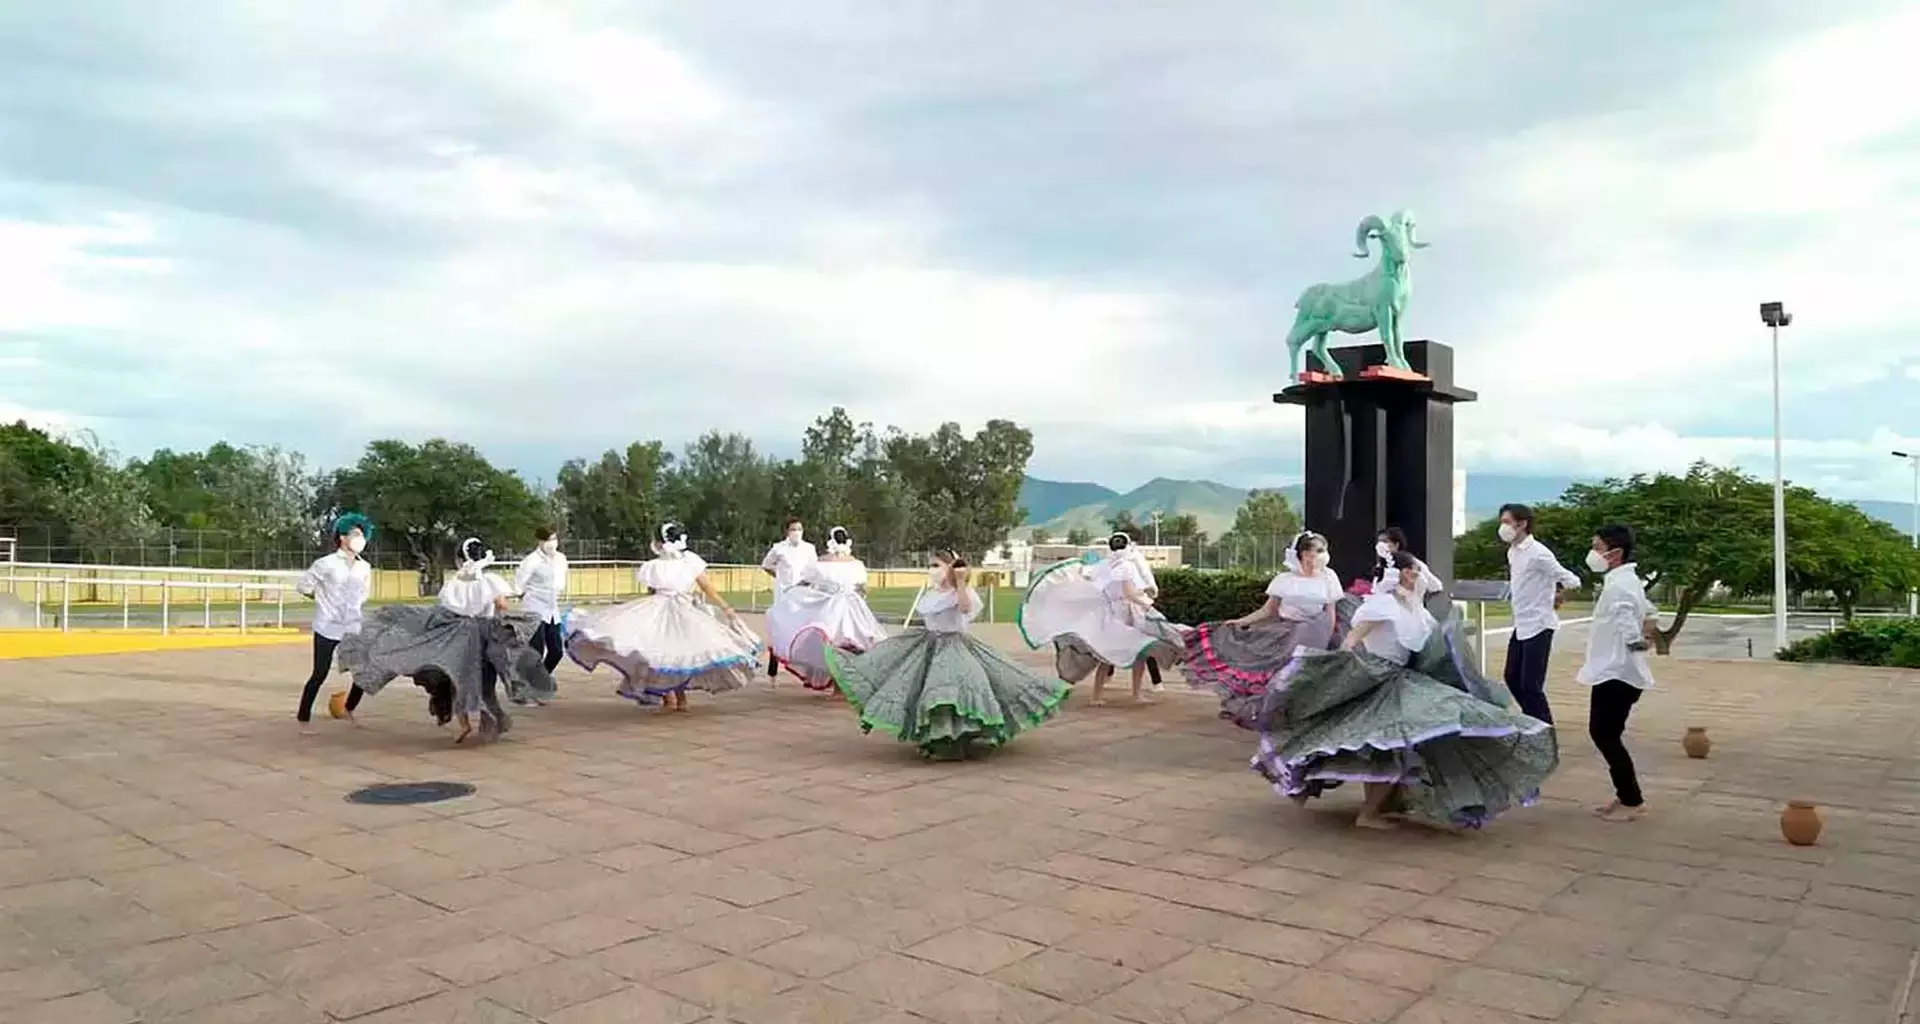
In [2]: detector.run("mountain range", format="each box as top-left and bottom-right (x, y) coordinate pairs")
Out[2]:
(1017, 474), (1915, 539)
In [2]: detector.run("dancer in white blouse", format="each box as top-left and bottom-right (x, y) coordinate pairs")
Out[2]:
(1498, 503), (1582, 725)
(1374, 526), (1444, 598)
(1018, 533), (1184, 707)
(295, 512), (374, 732)
(338, 537), (556, 745)
(826, 549), (1069, 760)
(759, 518), (817, 680)
(513, 526), (569, 692)
(764, 526), (888, 690)
(567, 522), (760, 713)
(1180, 531), (1344, 729)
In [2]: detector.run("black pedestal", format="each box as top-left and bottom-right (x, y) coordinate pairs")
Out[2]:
(1273, 340), (1477, 604)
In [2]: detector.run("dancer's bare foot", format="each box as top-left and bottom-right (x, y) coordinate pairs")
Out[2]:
(1135, 693), (1157, 705)
(1597, 803), (1644, 823)
(454, 716), (473, 744)
(1089, 698), (1109, 708)
(1354, 813), (1396, 831)
(1289, 794), (1309, 807)
(298, 720), (316, 736)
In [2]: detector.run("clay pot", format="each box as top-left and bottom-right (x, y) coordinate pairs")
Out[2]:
(1780, 801), (1822, 846)
(1682, 727), (1711, 759)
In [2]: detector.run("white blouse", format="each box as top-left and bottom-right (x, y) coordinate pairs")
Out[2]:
(439, 571), (511, 618)
(804, 559), (869, 594)
(1266, 568), (1342, 622)
(638, 553), (709, 595)
(915, 586), (980, 633)
(1350, 591), (1436, 664)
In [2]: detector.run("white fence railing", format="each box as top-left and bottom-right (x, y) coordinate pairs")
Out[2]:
(4, 574), (297, 634)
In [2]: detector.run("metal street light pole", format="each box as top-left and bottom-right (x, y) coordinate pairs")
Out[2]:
(1895, 450), (1920, 617)
(1760, 302), (1792, 653)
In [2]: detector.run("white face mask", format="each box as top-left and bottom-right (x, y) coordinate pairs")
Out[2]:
(1585, 549), (1611, 573)
(1375, 541), (1392, 559)
(1497, 523), (1519, 543)
(345, 534), (366, 554)
(541, 539), (559, 555)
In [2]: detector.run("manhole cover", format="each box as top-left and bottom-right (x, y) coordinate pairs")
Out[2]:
(344, 781), (476, 806)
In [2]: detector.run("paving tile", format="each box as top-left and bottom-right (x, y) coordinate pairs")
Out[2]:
(1090, 972), (1249, 1024)
(292, 963), (446, 1020)
(413, 933), (557, 985)
(652, 957), (799, 1014)
(908, 926), (1044, 975)
(677, 909), (805, 955)
(1434, 964), (1584, 1019)
(990, 949), (1139, 1005)
(522, 914), (655, 957)
(591, 934), (726, 982)
(477, 958), (630, 1018)
(1266, 970), (1420, 1023)
(747, 930), (874, 979)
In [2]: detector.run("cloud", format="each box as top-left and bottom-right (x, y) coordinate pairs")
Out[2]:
(3, 1), (1918, 503)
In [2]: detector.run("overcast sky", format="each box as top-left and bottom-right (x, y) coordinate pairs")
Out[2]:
(4, 1), (1919, 500)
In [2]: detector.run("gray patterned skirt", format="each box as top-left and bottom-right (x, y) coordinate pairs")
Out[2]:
(1249, 611), (1557, 829)
(338, 607), (558, 741)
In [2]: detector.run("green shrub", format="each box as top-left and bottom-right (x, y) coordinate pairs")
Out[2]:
(1775, 617), (1920, 668)
(1154, 568), (1272, 625)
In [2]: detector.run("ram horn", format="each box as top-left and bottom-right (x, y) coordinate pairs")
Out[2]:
(1353, 214), (1386, 258)
(1403, 213), (1431, 250)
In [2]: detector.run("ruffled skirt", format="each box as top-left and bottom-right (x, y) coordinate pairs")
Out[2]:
(1181, 605), (1343, 729)
(565, 594), (760, 703)
(337, 607), (557, 741)
(824, 629), (1070, 760)
(765, 587), (889, 690)
(1249, 613), (1557, 829)
(1018, 563), (1184, 681)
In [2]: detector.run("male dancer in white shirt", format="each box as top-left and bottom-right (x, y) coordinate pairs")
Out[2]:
(1498, 503), (1582, 725)
(759, 517), (816, 679)
(513, 525), (568, 702)
(1577, 523), (1659, 822)
(295, 513), (374, 732)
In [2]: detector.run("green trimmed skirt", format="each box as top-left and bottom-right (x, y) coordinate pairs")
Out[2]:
(824, 628), (1070, 760)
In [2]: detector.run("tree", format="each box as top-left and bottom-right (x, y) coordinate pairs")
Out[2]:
(1028, 527), (1052, 545)
(1787, 492), (1920, 621)
(44, 433), (155, 563)
(1217, 489), (1303, 570)
(881, 419), (1034, 560)
(318, 439), (546, 576)
(130, 443), (316, 564)
(0, 421), (106, 555)
(554, 441), (675, 556)
(674, 431), (778, 561)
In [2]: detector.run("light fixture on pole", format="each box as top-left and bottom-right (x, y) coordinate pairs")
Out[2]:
(1760, 301), (1792, 652)
(1893, 449), (1919, 617)
(1150, 510), (1163, 547)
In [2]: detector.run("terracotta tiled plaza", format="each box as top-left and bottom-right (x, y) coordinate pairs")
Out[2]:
(1, 621), (1915, 1023)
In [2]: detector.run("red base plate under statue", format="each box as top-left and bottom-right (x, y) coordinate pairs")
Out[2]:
(1359, 364), (1430, 382)
(1294, 365), (1433, 385)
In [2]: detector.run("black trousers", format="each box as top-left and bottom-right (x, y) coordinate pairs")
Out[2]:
(768, 647), (780, 677)
(296, 634), (364, 722)
(1504, 629), (1556, 724)
(1145, 658), (1163, 685)
(527, 620), (564, 674)
(1588, 680), (1644, 807)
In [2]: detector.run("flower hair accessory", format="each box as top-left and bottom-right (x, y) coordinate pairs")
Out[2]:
(651, 522), (689, 556)
(826, 526), (853, 556)
(456, 537), (496, 578)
